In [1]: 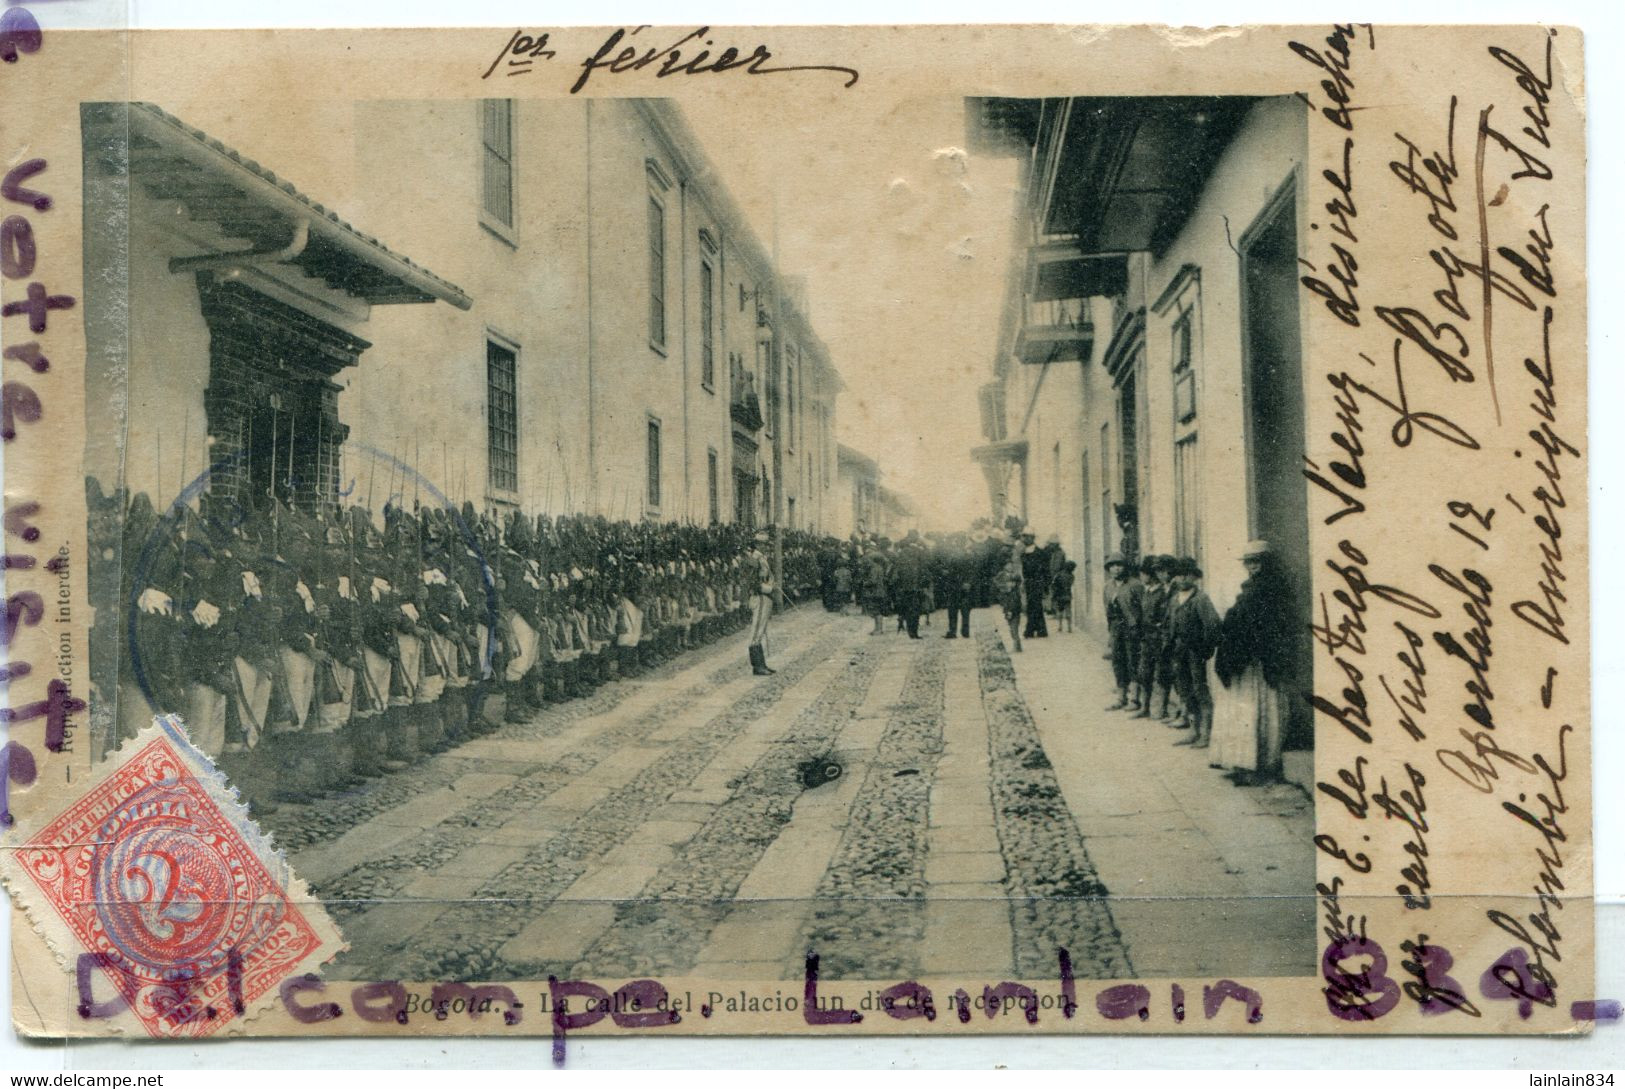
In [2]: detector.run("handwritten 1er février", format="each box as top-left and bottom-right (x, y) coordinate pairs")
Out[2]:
(480, 25), (860, 92)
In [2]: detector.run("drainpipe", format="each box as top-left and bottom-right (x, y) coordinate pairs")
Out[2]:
(168, 219), (310, 274)
(680, 177), (691, 523)
(585, 101), (597, 513)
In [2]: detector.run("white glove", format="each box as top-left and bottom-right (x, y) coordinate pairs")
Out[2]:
(137, 587), (174, 615)
(192, 600), (220, 627)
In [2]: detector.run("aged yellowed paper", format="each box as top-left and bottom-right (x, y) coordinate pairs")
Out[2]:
(0, 21), (1590, 1046)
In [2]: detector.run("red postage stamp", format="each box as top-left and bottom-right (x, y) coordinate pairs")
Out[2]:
(8, 721), (343, 1038)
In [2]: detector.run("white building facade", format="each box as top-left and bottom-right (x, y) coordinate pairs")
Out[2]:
(83, 98), (841, 532)
(968, 94), (1314, 758)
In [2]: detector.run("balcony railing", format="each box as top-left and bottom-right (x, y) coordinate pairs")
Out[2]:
(1016, 295), (1094, 365)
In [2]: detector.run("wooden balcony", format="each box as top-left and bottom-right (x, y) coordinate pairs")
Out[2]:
(1016, 296), (1094, 365)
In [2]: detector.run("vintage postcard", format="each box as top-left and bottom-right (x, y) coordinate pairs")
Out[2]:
(0, 17), (1595, 1049)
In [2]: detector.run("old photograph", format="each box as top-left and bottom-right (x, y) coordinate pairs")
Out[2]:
(77, 89), (1315, 991)
(0, 12), (1599, 1058)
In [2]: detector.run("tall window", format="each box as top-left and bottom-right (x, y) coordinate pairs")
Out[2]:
(486, 339), (518, 493)
(1175, 435), (1202, 562)
(1100, 422), (1113, 558)
(646, 418), (662, 510)
(1172, 308), (1196, 422)
(1052, 442), (1062, 533)
(785, 358), (796, 451)
(1170, 300), (1201, 560)
(707, 449), (720, 524)
(700, 259), (716, 389)
(480, 99), (514, 229)
(648, 197), (667, 349)
(1080, 451), (1093, 617)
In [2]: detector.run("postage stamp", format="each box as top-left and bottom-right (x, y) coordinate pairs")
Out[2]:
(3, 717), (344, 1037)
(0, 14), (1601, 1053)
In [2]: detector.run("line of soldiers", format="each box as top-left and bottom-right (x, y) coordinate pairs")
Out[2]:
(86, 478), (822, 814)
(1102, 552), (1221, 746)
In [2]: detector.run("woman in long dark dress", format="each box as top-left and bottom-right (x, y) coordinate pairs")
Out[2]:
(1211, 540), (1295, 780)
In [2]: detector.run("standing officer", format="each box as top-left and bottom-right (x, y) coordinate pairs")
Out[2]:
(891, 532), (927, 639)
(745, 531), (776, 676)
(1020, 530), (1051, 639)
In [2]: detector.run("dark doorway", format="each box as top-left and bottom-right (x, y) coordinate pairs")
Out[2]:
(197, 280), (360, 514)
(1115, 364), (1141, 559)
(734, 470), (758, 529)
(1240, 181), (1312, 751)
(242, 389), (325, 511)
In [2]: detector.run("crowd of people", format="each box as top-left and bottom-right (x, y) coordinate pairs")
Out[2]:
(815, 517), (1296, 783)
(87, 479), (823, 814)
(814, 522), (1076, 642)
(1098, 540), (1296, 780)
(86, 483), (1298, 811)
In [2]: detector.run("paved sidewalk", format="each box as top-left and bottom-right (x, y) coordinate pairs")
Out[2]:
(991, 616), (1316, 978)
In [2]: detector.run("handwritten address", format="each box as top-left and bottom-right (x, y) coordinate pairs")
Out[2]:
(1297, 25), (1580, 1024)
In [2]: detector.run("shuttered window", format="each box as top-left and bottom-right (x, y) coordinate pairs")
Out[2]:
(700, 259), (716, 387)
(647, 418), (662, 510)
(487, 340), (518, 493)
(648, 197), (667, 348)
(480, 99), (514, 228)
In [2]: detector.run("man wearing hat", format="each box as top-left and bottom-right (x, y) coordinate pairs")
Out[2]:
(1133, 555), (1176, 719)
(1168, 556), (1220, 747)
(1103, 552), (1141, 710)
(745, 531), (776, 676)
(1020, 530), (1051, 639)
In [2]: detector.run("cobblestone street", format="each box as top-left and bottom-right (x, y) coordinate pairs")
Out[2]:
(258, 606), (1314, 983)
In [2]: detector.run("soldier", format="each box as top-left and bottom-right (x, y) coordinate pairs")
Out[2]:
(1132, 555), (1172, 720)
(219, 512), (283, 814)
(174, 540), (231, 759)
(317, 535), (370, 783)
(499, 543), (542, 720)
(1168, 557), (1221, 748)
(451, 534), (496, 736)
(343, 510), (390, 776)
(614, 568), (645, 678)
(745, 531), (776, 676)
(1051, 560), (1076, 634)
(425, 551), (471, 748)
(410, 580), (450, 754)
(859, 538), (890, 636)
(360, 552), (409, 773)
(263, 537), (321, 803)
(1102, 552), (1140, 711)
(118, 493), (172, 747)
